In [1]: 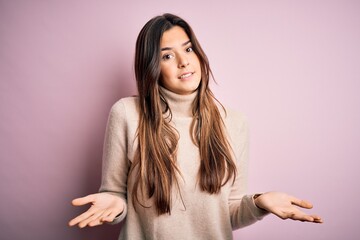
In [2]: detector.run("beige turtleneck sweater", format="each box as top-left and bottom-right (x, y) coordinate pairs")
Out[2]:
(99, 87), (268, 240)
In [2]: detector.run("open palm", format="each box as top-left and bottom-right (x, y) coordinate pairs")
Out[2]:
(254, 191), (322, 223)
(69, 192), (125, 228)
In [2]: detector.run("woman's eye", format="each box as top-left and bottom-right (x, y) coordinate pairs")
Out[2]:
(162, 54), (173, 60)
(186, 47), (193, 52)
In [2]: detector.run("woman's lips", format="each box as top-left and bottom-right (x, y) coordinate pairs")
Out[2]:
(179, 72), (193, 79)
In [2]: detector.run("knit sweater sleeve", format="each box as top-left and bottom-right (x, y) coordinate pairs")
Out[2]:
(227, 112), (269, 230)
(98, 100), (129, 224)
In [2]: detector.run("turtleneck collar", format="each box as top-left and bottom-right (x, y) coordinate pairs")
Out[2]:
(159, 86), (198, 118)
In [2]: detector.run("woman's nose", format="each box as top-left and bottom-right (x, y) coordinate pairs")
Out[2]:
(178, 54), (189, 68)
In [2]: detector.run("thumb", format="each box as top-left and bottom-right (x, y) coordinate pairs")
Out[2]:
(71, 194), (96, 206)
(291, 198), (313, 209)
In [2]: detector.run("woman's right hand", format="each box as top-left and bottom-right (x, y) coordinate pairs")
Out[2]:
(68, 192), (125, 228)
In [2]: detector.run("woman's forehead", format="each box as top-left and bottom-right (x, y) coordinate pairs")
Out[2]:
(160, 26), (190, 49)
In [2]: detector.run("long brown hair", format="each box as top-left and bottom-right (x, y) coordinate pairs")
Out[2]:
(131, 13), (237, 215)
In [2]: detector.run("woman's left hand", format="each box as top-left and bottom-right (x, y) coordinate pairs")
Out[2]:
(254, 191), (323, 223)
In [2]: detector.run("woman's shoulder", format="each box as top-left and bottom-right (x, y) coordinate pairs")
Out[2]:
(217, 102), (248, 124)
(226, 108), (247, 122)
(109, 96), (139, 120)
(219, 104), (249, 132)
(112, 96), (138, 107)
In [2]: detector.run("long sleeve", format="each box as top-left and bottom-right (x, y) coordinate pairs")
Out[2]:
(95, 95), (268, 239)
(99, 100), (130, 224)
(227, 111), (269, 230)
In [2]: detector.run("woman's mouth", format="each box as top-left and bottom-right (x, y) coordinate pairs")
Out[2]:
(179, 72), (193, 79)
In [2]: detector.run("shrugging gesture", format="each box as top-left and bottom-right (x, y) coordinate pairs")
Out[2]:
(68, 13), (323, 239)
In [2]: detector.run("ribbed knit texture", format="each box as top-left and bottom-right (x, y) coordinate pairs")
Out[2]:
(99, 87), (268, 240)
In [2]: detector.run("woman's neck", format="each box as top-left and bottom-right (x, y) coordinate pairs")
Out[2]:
(159, 86), (197, 118)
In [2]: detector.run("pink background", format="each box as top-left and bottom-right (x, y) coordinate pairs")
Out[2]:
(1, 0), (359, 239)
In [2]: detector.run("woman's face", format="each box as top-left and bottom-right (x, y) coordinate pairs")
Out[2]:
(159, 26), (201, 95)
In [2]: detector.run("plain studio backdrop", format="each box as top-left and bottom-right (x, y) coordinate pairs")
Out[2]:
(1, 0), (359, 239)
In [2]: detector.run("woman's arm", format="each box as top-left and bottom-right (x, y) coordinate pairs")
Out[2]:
(227, 112), (269, 229)
(227, 111), (322, 230)
(69, 100), (130, 228)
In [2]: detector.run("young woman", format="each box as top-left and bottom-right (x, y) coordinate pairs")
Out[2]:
(69, 13), (322, 239)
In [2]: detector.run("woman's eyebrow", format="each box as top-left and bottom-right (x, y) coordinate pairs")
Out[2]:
(161, 40), (191, 51)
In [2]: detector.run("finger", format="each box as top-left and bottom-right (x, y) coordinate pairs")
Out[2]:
(286, 208), (318, 222)
(72, 194), (96, 206)
(78, 210), (105, 228)
(99, 209), (113, 222)
(102, 209), (122, 222)
(311, 215), (323, 223)
(272, 207), (311, 222)
(291, 198), (313, 209)
(291, 213), (315, 222)
(314, 218), (323, 223)
(88, 218), (104, 227)
(68, 207), (97, 227)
